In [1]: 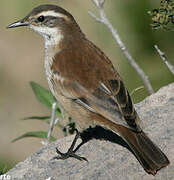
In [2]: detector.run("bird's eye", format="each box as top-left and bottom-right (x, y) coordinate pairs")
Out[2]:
(37, 16), (45, 22)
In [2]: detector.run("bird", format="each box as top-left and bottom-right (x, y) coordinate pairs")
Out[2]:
(7, 4), (169, 175)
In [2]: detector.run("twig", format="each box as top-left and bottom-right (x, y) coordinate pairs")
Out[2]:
(89, 0), (154, 94)
(47, 102), (57, 142)
(154, 45), (174, 75)
(130, 86), (144, 96)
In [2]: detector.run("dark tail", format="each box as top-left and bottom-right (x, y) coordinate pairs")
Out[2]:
(118, 127), (170, 175)
(93, 114), (170, 175)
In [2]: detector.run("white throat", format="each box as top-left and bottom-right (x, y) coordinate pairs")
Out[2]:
(30, 25), (63, 47)
(30, 25), (63, 95)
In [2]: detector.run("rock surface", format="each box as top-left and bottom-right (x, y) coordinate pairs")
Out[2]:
(7, 83), (174, 180)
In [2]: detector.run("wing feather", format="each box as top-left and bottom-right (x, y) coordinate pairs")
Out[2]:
(51, 39), (142, 132)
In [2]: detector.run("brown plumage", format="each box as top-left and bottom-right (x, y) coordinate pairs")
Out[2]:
(7, 4), (170, 175)
(50, 34), (169, 175)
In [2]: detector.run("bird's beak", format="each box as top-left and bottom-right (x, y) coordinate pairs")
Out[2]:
(7, 20), (29, 29)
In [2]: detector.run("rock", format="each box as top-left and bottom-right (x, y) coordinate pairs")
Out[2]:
(7, 83), (174, 180)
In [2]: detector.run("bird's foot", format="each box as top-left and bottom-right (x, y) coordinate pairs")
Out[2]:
(53, 129), (88, 161)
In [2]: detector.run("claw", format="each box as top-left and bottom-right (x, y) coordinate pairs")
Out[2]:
(53, 149), (88, 161)
(52, 129), (88, 162)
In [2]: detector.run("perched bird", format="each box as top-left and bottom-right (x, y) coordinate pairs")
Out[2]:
(8, 4), (169, 175)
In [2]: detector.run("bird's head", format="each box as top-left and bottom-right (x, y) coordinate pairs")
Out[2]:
(7, 4), (83, 45)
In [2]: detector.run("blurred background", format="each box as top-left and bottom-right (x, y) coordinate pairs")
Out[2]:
(0, 0), (173, 172)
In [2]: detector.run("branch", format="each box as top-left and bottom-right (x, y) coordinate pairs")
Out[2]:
(89, 0), (154, 94)
(130, 86), (144, 96)
(154, 45), (174, 75)
(47, 102), (57, 142)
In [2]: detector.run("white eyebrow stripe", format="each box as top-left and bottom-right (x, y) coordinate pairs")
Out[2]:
(37, 11), (66, 18)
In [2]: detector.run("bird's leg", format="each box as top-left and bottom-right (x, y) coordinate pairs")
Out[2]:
(53, 129), (88, 161)
(47, 102), (57, 142)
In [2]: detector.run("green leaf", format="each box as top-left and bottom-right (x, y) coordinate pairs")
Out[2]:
(23, 116), (51, 120)
(12, 131), (56, 142)
(23, 116), (51, 124)
(30, 81), (62, 117)
(30, 81), (54, 108)
(23, 115), (65, 128)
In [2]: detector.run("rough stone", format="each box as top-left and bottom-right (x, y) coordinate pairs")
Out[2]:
(7, 83), (174, 180)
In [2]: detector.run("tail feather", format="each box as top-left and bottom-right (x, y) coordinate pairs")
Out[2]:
(118, 127), (170, 175)
(93, 113), (170, 175)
